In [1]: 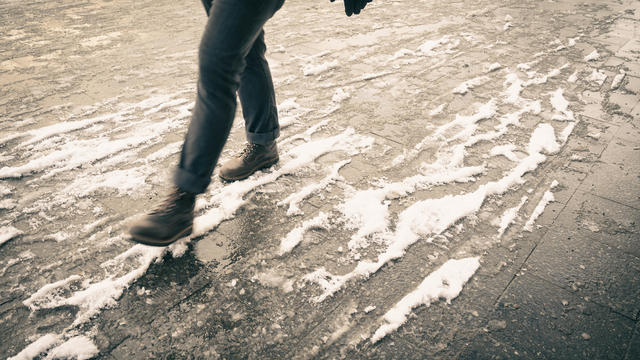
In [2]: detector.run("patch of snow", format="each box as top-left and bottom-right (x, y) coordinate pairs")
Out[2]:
(8, 334), (61, 360)
(139, 141), (182, 163)
(417, 35), (458, 56)
(252, 271), (294, 293)
(611, 70), (625, 90)
(523, 181), (558, 231)
(489, 144), (520, 162)
(568, 70), (579, 83)
(342, 158), (484, 252)
(45, 336), (99, 360)
(549, 88), (574, 121)
(364, 305), (376, 313)
(302, 60), (338, 76)
(25, 245), (166, 327)
(394, 99), (497, 167)
(517, 63), (531, 71)
(503, 73), (525, 104)
(485, 62), (502, 73)
(80, 32), (121, 47)
(331, 87), (351, 103)
(387, 48), (417, 63)
(524, 64), (568, 86)
(587, 127), (601, 140)
(559, 122), (577, 144)
(429, 103), (446, 116)
(370, 257), (480, 343)
(0, 198), (16, 210)
(45, 231), (70, 242)
(584, 50), (600, 61)
(0, 226), (22, 246)
(496, 196), (528, 237)
(0, 183), (13, 196)
(528, 124), (561, 155)
(279, 160), (349, 215)
(0, 113), (186, 179)
(64, 165), (152, 197)
(587, 69), (607, 86)
(279, 212), (330, 255)
(452, 76), (490, 94)
(305, 125), (560, 302)
(433, 99), (498, 140)
(194, 129), (374, 237)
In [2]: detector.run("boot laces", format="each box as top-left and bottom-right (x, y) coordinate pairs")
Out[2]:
(240, 143), (261, 161)
(150, 189), (187, 216)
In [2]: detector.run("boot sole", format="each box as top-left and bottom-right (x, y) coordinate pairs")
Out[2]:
(219, 157), (279, 182)
(129, 225), (193, 247)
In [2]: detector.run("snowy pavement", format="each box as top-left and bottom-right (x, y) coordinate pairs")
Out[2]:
(1, 0), (639, 359)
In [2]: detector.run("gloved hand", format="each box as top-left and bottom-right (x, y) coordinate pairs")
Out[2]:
(331, 0), (373, 17)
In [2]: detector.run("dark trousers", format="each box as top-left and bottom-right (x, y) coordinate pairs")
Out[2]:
(174, 0), (284, 194)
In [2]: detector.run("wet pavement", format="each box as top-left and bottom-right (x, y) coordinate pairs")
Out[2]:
(1, 0), (639, 359)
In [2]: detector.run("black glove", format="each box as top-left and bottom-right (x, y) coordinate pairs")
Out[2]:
(331, 0), (373, 17)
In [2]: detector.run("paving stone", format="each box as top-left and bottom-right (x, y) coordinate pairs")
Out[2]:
(624, 61), (640, 77)
(527, 225), (640, 319)
(347, 336), (428, 360)
(603, 56), (626, 67)
(490, 273), (635, 359)
(456, 331), (528, 360)
(580, 103), (611, 123)
(608, 92), (640, 113)
(580, 137), (640, 209)
(614, 118), (640, 144)
(615, 38), (640, 63)
(553, 191), (640, 258)
(386, 268), (498, 353)
(624, 75), (640, 94)
(625, 323), (640, 360)
(631, 101), (640, 119)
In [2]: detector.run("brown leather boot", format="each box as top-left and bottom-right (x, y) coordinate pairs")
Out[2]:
(129, 187), (195, 246)
(219, 141), (279, 181)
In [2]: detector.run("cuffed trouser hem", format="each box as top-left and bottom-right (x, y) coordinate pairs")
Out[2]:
(246, 127), (280, 145)
(173, 167), (210, 194)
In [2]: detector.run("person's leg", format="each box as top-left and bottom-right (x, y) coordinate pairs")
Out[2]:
(174, 0), (284, 194)
(239, 30), (280, 146)
(130, 0), (284, 246)
(200, 0), (213, 16)
(219, 30), (281, 181)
